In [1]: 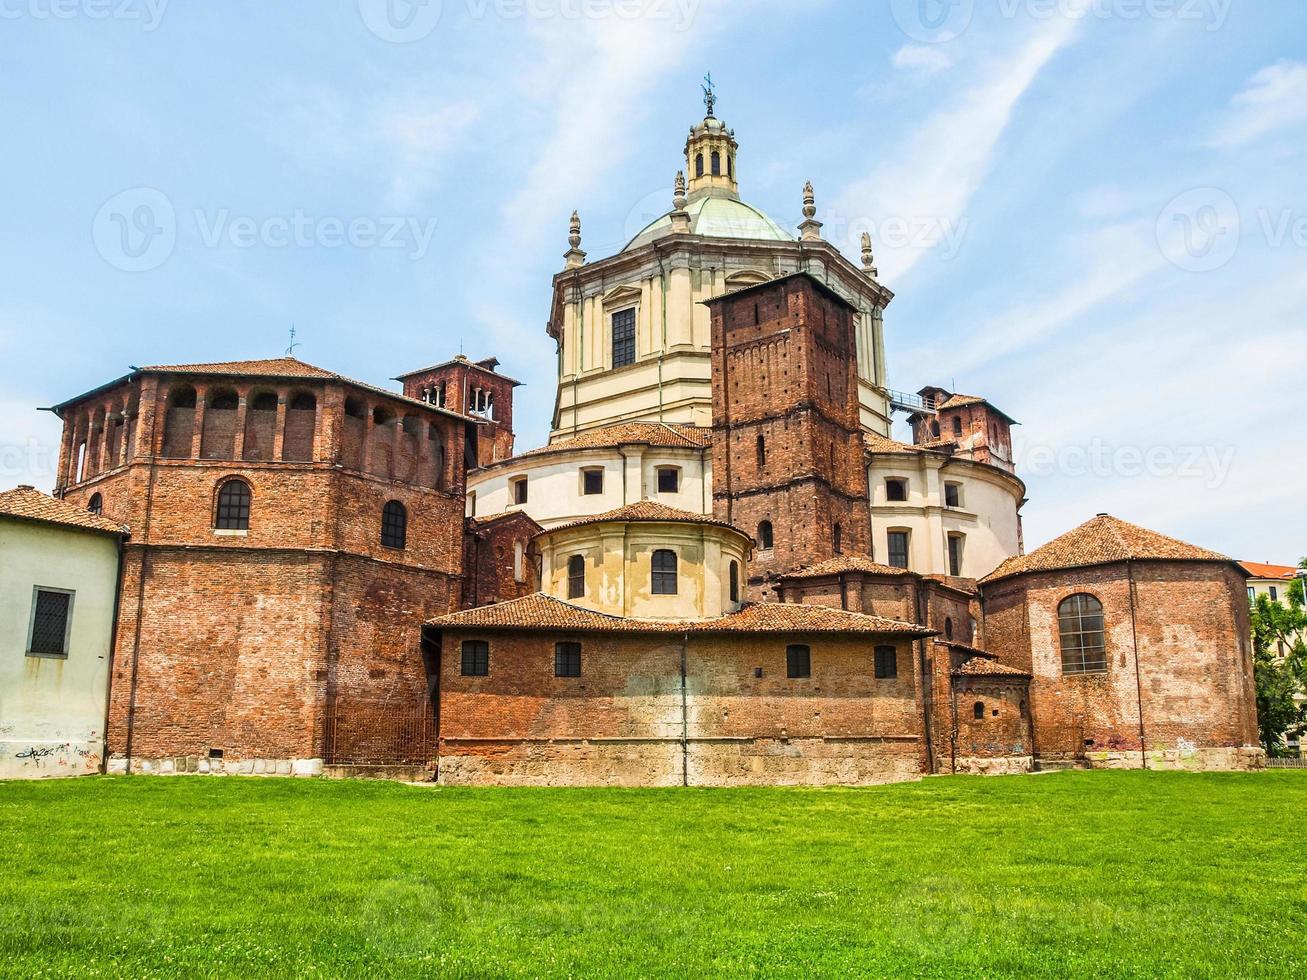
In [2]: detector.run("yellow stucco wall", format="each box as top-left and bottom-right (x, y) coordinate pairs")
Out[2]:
(0, 519), (118, 779)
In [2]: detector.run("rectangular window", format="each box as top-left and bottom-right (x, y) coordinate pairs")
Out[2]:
(657, 467), (679, 494)
(885, 478), (907, 502)
(786, 644), (811, 679)
(874, 645), (898, 679)
(460, 640), (489, 676)
(27, 587), (74, 658)
(651, 549), (678, 595)
(582, 468), (604, 495)
(887, 531), (910, 570)
(1269, 586), (1278, 601)
(554, 641), (582, 678)
(512, 478), (528, 505)
(1247, 587), (1255, 601)
(944, 483), (961, 508)
(948, 535), (965, 577)
(612, 308), (636, 368)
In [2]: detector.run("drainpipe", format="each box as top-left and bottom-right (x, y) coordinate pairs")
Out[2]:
(1127, 560), (1148, 770)
(914, 581), (937, 774)
(680, 632), (690, 787)
(99, 531), (128, 775)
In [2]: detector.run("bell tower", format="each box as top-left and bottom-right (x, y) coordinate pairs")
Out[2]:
(684, 74), (739, 200)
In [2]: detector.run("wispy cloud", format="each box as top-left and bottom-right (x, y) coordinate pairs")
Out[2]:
(1206, 60), (1307, 149)
(833, 15), (1085, 282)
(891, 44), (953, 76)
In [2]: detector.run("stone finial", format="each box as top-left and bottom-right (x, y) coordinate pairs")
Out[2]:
(673, 170), (687, 211)
(861, 231), (878, 278)
(670, 171), (692, 233)
(798, 181), (823, 242)
(564, 210), (586, 269)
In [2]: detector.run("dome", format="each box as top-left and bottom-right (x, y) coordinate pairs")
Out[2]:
(623, 194), (794, 252)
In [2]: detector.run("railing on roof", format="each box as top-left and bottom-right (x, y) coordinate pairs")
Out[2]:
(886, 389), (936, 415)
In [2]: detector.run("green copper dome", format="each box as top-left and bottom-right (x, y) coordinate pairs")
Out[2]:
(624, 194), (793, 252)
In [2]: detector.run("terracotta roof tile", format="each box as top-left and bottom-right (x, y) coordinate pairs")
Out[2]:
(863, 431), (940, 456)
(543, 500), (744, 537)
(516, 422), (711, 459)
(0, 486), (126, 536)
(936, 393), (1018, 425)
(428, 593), (931, 636)
(779, 554), (917, 580)
(981, 514), (1230, 584)
(951, 656), (1031, 679)
(1238, 561), (1300, 581)
(393, 354), (521, 386)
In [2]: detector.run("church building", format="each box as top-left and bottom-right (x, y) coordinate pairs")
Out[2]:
(37, 92), (1262, 782)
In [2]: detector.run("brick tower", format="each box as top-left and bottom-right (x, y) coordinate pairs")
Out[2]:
(706, 273), (872, 598)
(394, 356), (519, 470)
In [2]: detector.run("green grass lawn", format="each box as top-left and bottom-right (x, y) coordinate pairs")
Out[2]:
(1, 772), (1305, 978)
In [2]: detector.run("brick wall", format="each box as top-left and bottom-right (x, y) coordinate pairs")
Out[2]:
(982, 560), (1260, 769)
(436, 628), (925, 786)
(460, 513), (541, 609)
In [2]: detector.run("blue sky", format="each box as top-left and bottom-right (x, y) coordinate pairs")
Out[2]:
(2, 0), (1304, 561)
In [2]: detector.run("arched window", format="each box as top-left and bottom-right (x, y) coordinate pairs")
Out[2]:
(710, 150), (721, 175)
(1059, 593), (1107, 674)
(208, 388), (238, 410)
(729, 561), (739, 603)
(651, 549), (678, 595)
(695, 153), (704, 177)
(727, 153), (734, 179)
(757, 520), (774, 551)
(944, 617), (954, 640)
(567, 554), (585, 599)
(215, 479), (251, 530)
(514, 541), (525, 583)
(87, 493), (103, 516)
(973, 701), (985, 720)
(833, 523), (842, 555)
(344, 397), (365, 419)
(381, 500), (407, 549)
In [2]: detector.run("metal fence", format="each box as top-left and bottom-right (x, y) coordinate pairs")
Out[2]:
(1266, 757), (1307, 769)
(325, 703), (437, 766)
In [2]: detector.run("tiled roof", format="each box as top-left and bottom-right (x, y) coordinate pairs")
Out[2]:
(392, 354), (521, 386)
(543, 501), (744, 537)
(935, 639), (991, 658)
(0, 486), (126, 536)
(779, 554), (917, 580)
(428, 593), (932, 636)
(864, 431), (941, 456)
(952, 656), (1031, 679)
(1238, 561), (1300, 581)
(515, 422), (712, 459)
(936, 393), (1018, 425)
(981, 514), (1231, 584)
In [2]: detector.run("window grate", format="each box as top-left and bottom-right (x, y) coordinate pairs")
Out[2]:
(461, 640), (489, 676)
(651, 549), (678, 595)
(381, 500), (408, 549)
(29, 590), (71, 656)
(1059, 593), (1107, 674)
(612, 309), (636, 368)
(216, 480), (251, 530)
(554, 642), (582, 678)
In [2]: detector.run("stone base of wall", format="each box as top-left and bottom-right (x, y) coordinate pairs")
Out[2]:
(438, 737), (924, 787)
(0, 739), (103, 780)
(1037, 745), (1265, 772)
(106, 756), (324, 777)
(953, 755), (1033, 776)
(689, 737), (923, 787)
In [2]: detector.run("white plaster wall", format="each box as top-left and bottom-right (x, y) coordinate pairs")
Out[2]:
(0, 520), (118, 779)
(469, 446), (711, 528)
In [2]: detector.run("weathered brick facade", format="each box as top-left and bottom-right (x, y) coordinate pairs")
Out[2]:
(461, 512), (542, 609)
(395, 355), (518, 469)
(434, 628), (924, 786)
(708, 275), (872, 599)
(982, 559), (1260, 770)
(52, 360), (469, 773)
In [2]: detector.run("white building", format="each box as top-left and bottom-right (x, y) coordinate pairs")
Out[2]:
(0, 486), (124, 779)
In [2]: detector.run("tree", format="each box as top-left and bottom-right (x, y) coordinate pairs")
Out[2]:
(1251, 562), (1307, 756)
